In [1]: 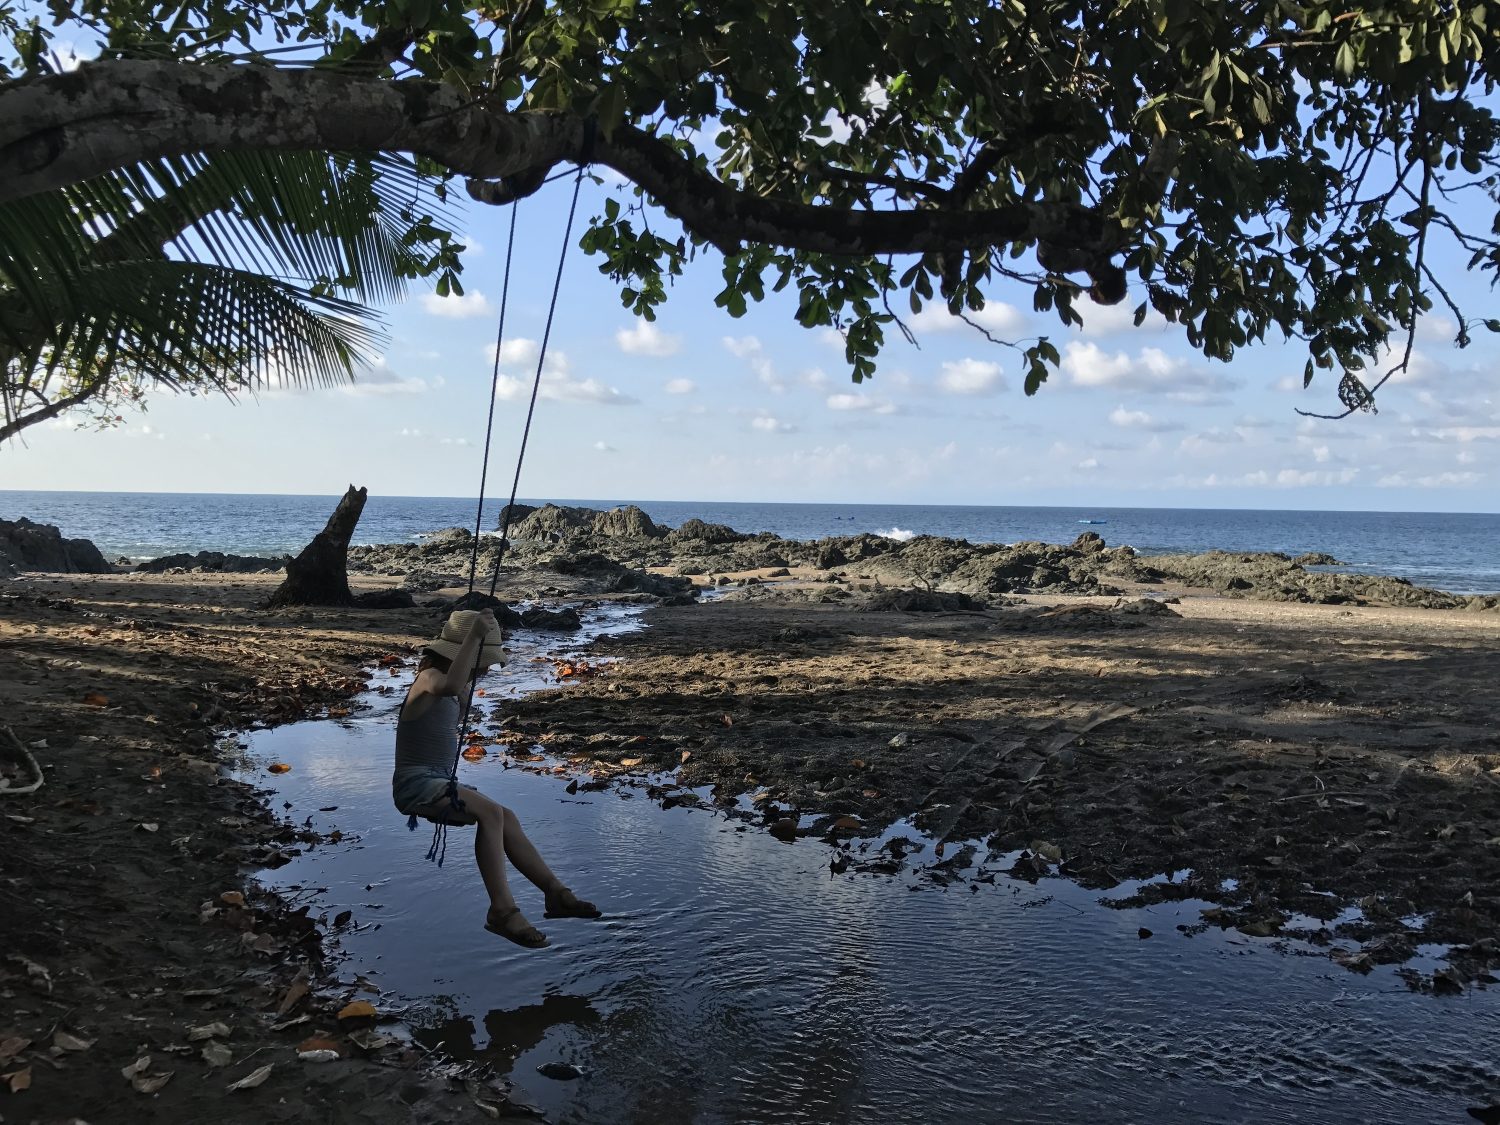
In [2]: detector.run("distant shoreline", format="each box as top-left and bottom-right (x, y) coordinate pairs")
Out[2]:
(2, 486), (1498, 518)
(4, 495), (1500, 596)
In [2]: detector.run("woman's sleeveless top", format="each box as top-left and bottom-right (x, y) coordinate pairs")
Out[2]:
(394, 694), (460, 774)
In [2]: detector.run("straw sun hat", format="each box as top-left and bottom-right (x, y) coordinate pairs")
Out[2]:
(423, 609), (506, 670)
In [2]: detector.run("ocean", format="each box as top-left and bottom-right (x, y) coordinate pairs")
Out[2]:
(2, 490), (1498, 595)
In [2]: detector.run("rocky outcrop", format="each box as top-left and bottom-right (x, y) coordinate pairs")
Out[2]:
(669, 518), (746, 545)
(549, 552), (697, 600)
(137, 551), (286, 574)
(1136, 551), (1465, 609)
(509, 504), (601, 540)
(0, 518), (111, 574)
(593, 505), (664, 539)
(341, 505), (1495, 613)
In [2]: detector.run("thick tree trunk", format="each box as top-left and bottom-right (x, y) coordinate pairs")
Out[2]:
(264, 485), (367, 608)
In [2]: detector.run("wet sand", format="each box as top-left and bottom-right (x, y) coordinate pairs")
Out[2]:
(2, 568), (1499, 1121)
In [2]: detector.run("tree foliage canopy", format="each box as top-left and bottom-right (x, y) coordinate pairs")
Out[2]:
(5, 0), (1500, 414)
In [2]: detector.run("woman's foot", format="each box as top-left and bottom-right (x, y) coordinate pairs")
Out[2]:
(485, 906), (548, 948)
(544, 886), (602, 919)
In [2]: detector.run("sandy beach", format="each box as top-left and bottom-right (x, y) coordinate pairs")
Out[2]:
(2, 552), (1499, 1120)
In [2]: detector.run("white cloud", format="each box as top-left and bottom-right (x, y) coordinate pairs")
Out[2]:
(616, 321), (682, 357)
(723, 335), (784, 391)
(594, 441), (616, 452)
(1061, 342), (1235, 398)
(723, 335), (763, 359)
(911, 302), (1027, 337)
(1377, 470), (1482, 488)
(494, 350), (638, 406)
(438, 436), (473, 447)
(938, 358), (1005, 396)
(1272, 467), (1358, 487)
(751, 414), (796, 433)
(1072, 301), (1170, 336)
(1076, 457), (1100, 470)
(343, 355), (432, 396)
(1109, 405), (1181, 432)
(486, 338), (540, 366)
(420, 289), (494, 319)
(1420, 426), (1500, 443)
(827, 392), (899, 415)
(664, 378), (697, 395)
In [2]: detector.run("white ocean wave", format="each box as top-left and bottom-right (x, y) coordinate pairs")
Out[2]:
(877, 526), (917, 542)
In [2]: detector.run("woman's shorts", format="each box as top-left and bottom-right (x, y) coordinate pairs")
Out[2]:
(392, 768), (456, 816)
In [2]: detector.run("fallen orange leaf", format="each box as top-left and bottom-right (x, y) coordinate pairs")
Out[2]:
(4, 1066), (32, 1093)
(82, 692), (108, 707)
(267, 763), (292, 775)
(461, 746), (486, 762)
(337, 1000), (376, 1021)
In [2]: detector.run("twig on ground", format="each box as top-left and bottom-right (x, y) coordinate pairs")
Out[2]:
(0, 725), (45, 796)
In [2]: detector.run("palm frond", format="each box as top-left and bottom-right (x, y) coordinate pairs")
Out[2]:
(45, 258), (381, 390)
(0, 148), (453, 439)
(1, 257), (383, 439)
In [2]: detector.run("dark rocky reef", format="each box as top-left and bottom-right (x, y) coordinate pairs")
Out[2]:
(343, 504), (1496, 612)
(0, 518), (111, 576)
(136, 550), (287, 574)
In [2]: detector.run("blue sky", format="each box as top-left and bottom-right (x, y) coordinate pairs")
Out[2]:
(4, 172), (1498, 512)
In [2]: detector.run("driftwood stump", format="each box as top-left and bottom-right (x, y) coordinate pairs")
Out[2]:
(263, 485), (367, 608)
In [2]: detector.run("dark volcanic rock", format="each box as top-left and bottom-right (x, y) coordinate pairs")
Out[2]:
(1071, 531), (1108, 554)
(593, 505), (665, 539)
(815, 542), (848, 570)
(669, 518), (746, 545)
(1144, 551), (1463, 609)
(0, 518), (111, 574)
(863, 588), (989, 613)
(1292, 552), (1343, 566)
(520, 606), (583, 632)
(353, 588), (416, 609)
(349, 502), (1494, 614)
(137, 550), (285, 574)
(496, 503), (538, 531)
(421, 526), (473, 548)
(511, 504), (601, 540)
(1113, 598), (1181, 617)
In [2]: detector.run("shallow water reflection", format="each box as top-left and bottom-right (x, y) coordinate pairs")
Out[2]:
(242, 609), (1500, 1124)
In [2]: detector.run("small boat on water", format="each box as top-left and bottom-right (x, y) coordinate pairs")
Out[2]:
(1077, 519), (1108, 525)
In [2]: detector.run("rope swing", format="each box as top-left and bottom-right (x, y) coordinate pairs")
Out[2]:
(412, 165), (587, 865)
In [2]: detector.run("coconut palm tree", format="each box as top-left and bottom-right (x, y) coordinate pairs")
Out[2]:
(0, 146), (457, 443)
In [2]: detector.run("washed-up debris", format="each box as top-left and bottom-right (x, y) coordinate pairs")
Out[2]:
(226, 1063), (273, 1091)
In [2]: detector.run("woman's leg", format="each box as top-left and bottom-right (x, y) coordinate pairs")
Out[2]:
(428, 787), (546, 945)
(457, 788), (600, 918)
(496, 804), (564, 893)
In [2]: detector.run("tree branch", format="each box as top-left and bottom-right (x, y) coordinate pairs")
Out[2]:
(1, 60), (1117, 266)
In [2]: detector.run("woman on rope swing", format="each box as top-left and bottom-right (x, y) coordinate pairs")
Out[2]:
(393, 608), (600, 948)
